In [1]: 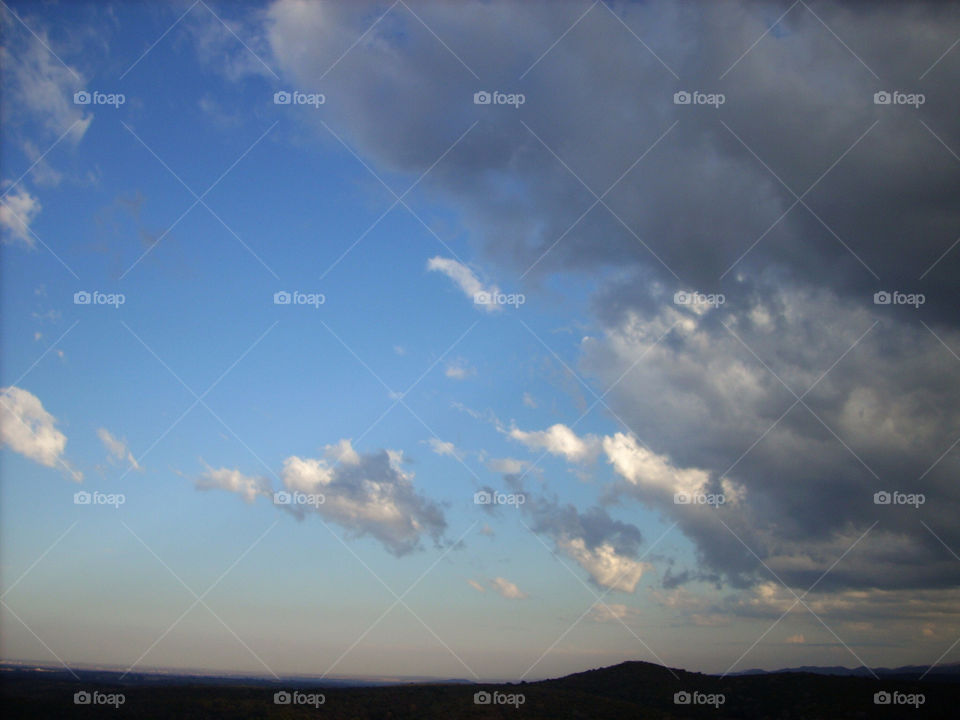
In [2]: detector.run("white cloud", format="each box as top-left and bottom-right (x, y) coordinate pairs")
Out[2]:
(0, 386), (81, 481)
(445, 359), (475, 380)
(427, 438), (457, 457)
(97, 427), (141, 472)
(558, 537), (649, 593)
(509, 423), (600, 463)
(280, 439), (446, 555)
(486, 457), (528, 474)
(426, 256), (501, 312)
(195, 465), (270, 503)
(489, 577), (527, 599)
(522, 392), (537, 408)
(467, 579), (485, 593)
(0, 187), (41, 246)
(0, 21), (90, 144)
(602, 432), (711, 498)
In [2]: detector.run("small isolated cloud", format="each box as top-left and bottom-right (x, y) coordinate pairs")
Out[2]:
(426, 256), (500, 312)
(559, 537), (650, 593)
(467, 579), (486, 593)
(195, 465), (270, 503)
(528, 500), (649, 592)
(487, 457), (529, 474)
(0, 187), (41, 246)
(522, 392), (537, 408)
(393, 345), (406, 356)
(280, 440), (447, 556)
(785, 633), (805, 644)
(490, 577), (527, 599)
(0, 386), (81, 481)
(509, 423), (600, 463)
(97, 427), (141, 472)
(427, 437), (457, 457)
(445, 359), (475, 380)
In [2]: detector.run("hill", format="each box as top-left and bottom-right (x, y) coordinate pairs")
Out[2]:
(1, 659), (957, 718)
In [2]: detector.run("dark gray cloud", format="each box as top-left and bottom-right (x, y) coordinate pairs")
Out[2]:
(258, 0), (960, 597)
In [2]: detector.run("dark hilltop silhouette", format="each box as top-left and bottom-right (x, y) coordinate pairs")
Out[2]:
(3, 659), (959, 718)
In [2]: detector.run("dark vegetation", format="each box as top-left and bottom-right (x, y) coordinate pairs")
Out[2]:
(2, 660), (958, 718)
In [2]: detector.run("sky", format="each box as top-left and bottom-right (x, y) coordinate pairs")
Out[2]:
(1, 0), (959, 682)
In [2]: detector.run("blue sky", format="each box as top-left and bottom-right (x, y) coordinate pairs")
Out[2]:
(3, 0), (960, 682)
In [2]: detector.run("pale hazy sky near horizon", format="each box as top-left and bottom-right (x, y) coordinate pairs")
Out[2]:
(2, 0), (960, 682)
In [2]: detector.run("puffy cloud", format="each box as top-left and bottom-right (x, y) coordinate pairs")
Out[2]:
(602, 432), (711, 498)
(489, 577), (527, 599)
(426, 257), (501, 312)
(427, 438), (457, 457)
(0, 187), (41, 246)
(195, 465), (270, 503)
(0, 9), (91, 145)
(583, 289), (960, 592)
(526, 497), (649, 593)
(558, 537), (650, 593)
(509, 423), (600, 463)
(194, 440), (447, 555)
(97, 427), (141, 473)
(486, 457), (529, 474)
(280, 440), (446, 556)
(0, 386), (81, 481)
